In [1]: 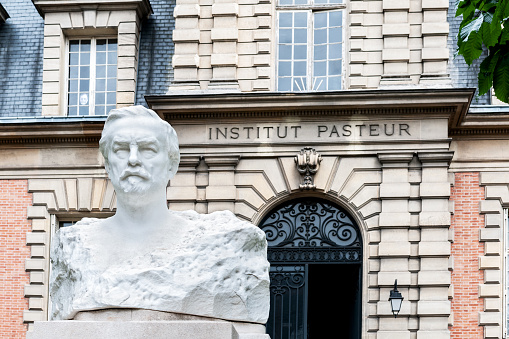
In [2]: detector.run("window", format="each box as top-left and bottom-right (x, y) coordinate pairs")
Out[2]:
(67, 38), (117, 116)
(276, 0), (344, 92)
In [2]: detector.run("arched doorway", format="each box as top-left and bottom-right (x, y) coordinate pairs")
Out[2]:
(258, 198), (362, 339)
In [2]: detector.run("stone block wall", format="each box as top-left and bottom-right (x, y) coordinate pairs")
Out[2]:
(449, 172), (484, 338)
(0, 0), (43, 117)
(0, 180), (32, 336)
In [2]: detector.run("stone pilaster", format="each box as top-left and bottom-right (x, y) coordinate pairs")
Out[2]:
(208, 1), (240, 90)
(171, 1), (201, 90)
(379, 0), (412, 86)
(167, 156), (201, 211)
(416, 151), (454, 339)
(419, 0), (450, 86)
(376, 153), (414, 339)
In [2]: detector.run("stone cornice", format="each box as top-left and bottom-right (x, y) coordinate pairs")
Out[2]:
(145, 88), (475, 129)
(0, 4), (9, 23)
(32, 0), (152, 19)
(0, 121), (103, 145)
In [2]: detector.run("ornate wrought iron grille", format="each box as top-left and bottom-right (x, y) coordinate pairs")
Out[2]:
(260, 198), (362, 264)
(259, 198), (362, 339)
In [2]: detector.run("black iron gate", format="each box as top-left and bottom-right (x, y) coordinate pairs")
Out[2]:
(259, 198), (362, 339)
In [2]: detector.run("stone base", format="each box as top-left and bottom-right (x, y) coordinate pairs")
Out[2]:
(27, 320), (270, 339)
(28, 310), (270, 339)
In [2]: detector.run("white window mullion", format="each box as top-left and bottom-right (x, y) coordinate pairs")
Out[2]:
(308, 10), (313, 91)
(89, 39), (96, 116)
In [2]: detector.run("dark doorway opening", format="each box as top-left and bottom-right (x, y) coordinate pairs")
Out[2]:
(307, 264), (361, 339)
(259, 198), (363, 339)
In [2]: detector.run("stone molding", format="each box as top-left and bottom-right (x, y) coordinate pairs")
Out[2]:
(478, 172), (509, 339)
(146, 88), (474, 129)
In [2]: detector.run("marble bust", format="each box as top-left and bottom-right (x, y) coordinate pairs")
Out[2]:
(50, 106), (270, 324)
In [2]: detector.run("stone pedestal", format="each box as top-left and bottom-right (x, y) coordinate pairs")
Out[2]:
(27, 310), (270, 339)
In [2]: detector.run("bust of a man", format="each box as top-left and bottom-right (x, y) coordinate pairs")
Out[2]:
(50, 106), (270, 324)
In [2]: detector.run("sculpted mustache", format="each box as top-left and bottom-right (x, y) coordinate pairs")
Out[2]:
(120, 168), (150, 180)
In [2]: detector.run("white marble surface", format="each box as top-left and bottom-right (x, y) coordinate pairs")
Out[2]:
(50, 210), (270, 324)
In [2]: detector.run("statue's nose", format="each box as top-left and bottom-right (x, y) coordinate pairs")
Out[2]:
(128, 145), (141, 166)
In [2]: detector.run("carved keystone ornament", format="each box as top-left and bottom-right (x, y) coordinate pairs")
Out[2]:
(295, 147), (322, 190)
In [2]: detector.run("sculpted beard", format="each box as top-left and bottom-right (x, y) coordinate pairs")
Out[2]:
(118, 168), (152, 194)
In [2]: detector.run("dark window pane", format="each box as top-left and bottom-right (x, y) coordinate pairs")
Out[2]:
(294, 29), (307, 43)
(278, 77), (291, 91)
(80, 52), (90, 65)
(69, 66), (79, 78)
(69, 41), (80, 52)
(68, 106), (77, 116)
(96, 92), (105, 105)
(96, 79), (106, 92)
(68, 93), (78, 106)
(80, 40), (91, 52)
(294, 45), (307, 60)
(96, 52), (106, 65)
(329, 27), (342, 43)
(79, 105), (89, 116)
(314, 29), (327, 44)
(314, 61), (326, 76)
(328, 60), (341, 75)
(294, 61), (306, 76)
(107, 92), (116, 105)
(79, 79), (89, 91)
(107, 66), (116, 78)
(96, 39), (107, 51)
(278, 61), (292, 76)
(95, 105), (105, 115)
(280, 12), (292, 27)
(97, 65), (106, 78)
(107, 79), (116, 91)
(69, 53), (79, 66)
(279, 29), (292, 43)
(330, 11), (342, 26)
(295, 12), (307, 27)
(279, 45), (292, 60)
(80, 66), (90, 78)
(108, 51), (117, 65)
(108, 40), (118, 51)
(314, 45), (327, 61)
(315, 12), (327, 28)
(328, 76), (341, 90)
(329, 44), (342, 59)
(69, 80), (78, 92)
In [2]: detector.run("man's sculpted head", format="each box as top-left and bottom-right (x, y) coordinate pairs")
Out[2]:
(99, 106), (180, 198)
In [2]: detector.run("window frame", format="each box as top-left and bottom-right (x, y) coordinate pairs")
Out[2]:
(275, 0), (346, 92)
(65, 37), (118, 116)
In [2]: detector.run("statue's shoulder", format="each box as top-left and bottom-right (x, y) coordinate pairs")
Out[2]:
(170, 209), (266, 242)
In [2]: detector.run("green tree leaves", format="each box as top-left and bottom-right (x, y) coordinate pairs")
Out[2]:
(456, 0), (509, 103)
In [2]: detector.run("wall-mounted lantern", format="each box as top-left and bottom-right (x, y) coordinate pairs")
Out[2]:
(388, 279), (404, 318)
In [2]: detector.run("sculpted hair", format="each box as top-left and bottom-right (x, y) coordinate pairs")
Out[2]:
(99, 105), (180, 179)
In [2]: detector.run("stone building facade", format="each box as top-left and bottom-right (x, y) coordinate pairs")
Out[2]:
(0, 0), (508, 338)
